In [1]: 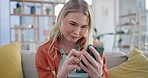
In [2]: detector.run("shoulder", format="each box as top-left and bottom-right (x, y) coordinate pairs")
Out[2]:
(36, 40), (55, 58)
(93, 39), (102, 46)
(36, 39), (60, 59)
(38, 40), (52, 52)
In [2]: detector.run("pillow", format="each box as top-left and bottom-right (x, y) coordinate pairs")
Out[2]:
(0, 41), (23, 78)
(108, 48), (148, 78)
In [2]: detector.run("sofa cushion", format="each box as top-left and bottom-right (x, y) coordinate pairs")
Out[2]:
(108, 49), (148, 78)
(105, 51), (128, 69)
(21, 50), (38, 78)
(0, 41), (23, 78)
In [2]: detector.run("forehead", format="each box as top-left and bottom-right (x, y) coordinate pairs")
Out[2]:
(64, 12), (89, 25)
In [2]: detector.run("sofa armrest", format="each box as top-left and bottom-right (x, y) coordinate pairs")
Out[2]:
(105, 51), (128, 69)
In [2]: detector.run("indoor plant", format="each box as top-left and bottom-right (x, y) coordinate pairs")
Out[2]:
(45, 7), (50, 14)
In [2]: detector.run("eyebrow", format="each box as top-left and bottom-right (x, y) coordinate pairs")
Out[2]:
(69, 20), (88, 27)
(70, 21), (78, 25)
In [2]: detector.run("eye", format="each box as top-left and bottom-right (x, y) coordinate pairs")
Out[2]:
(81, 25), (88, 28)
(70, 22), (76, 26)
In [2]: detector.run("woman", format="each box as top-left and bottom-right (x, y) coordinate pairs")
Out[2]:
(36, 0), (109, 78)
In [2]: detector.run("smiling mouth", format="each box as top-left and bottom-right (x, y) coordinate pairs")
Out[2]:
(71, 35), (79, 38)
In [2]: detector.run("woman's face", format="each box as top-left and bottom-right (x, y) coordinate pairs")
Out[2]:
(60, 12), (89, 43)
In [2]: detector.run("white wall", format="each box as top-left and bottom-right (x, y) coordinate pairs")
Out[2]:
(0, 0), (1, 45)
(0, 0), (10, 46)
(92, 0), (145, 52)
(92, 0), (117, 51)
(119, 0), (137, 15)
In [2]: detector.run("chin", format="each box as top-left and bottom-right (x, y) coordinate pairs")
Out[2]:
(69, 39), (77, 43)
(68, 38), (79, 43)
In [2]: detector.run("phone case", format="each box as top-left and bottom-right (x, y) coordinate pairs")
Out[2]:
(76, 44), (104, 73)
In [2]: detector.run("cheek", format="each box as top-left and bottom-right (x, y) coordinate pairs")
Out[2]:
(80, 29), (88, 36)
(60, 23), (72, 34)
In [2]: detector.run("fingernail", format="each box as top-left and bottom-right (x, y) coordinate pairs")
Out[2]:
(81, 54), (83, 57)
(89, 46), (93, 49)
(82, 49), (85, 52)
(78, 68), (81, 71)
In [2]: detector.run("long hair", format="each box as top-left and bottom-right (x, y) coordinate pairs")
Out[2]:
(49, 0), (93, 48)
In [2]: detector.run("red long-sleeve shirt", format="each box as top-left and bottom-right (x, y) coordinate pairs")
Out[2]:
(36, 37), (109, 78)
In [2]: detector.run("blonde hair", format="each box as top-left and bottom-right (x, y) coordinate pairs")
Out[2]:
(49, 0), (93, 48)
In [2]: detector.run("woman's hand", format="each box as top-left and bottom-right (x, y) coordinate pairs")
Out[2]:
(57, 49), (82, 78)
(79, 46), (103, 78)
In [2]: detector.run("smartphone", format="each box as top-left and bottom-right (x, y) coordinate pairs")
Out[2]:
(76, 44), (104, 73)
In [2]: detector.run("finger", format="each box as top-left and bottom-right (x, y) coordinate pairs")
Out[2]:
(67, 49), (82, 59)
(66, 56), (81, 64)
(79, 62), (90, 73)
(89, 46), (102, 64)
(81, 54), (93, 69)
(82, 50), (97, 67)
(69, 65), (81, 71)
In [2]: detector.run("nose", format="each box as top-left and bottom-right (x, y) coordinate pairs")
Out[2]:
(74, 27), (81, 35)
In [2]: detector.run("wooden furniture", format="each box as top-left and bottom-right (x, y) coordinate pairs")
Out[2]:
(9, 0), (65, 43)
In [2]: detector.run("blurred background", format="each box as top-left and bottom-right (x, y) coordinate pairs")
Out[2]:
(0, 0), (147, 54)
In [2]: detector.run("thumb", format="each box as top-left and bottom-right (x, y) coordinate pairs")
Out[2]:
(69, 65), (81, 71)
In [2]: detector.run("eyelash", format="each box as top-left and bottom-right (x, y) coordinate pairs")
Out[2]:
(81, 26), (86, 28)
(70, 23), (76, 26)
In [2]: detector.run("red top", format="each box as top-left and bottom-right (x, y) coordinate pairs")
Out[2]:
(36, 37), (109, 78)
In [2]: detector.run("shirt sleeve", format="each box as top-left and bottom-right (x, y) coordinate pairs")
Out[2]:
(102, 53), (109, 78)
(35, 46), (56, 78)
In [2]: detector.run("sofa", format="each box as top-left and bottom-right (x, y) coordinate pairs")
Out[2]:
(21, 50), (38, 78)
(21, 50), (128, 78)
(1, 41), (148, 78)
(22, 50), (148, 78)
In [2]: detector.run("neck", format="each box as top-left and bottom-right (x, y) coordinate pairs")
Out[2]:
(59, 36), (77, 54)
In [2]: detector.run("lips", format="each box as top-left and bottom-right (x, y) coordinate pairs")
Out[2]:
(71, 35), (79, 38)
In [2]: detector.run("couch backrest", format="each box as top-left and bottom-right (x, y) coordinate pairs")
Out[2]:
(20, 50), (129, 78)
(21, 50), (38, 78)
